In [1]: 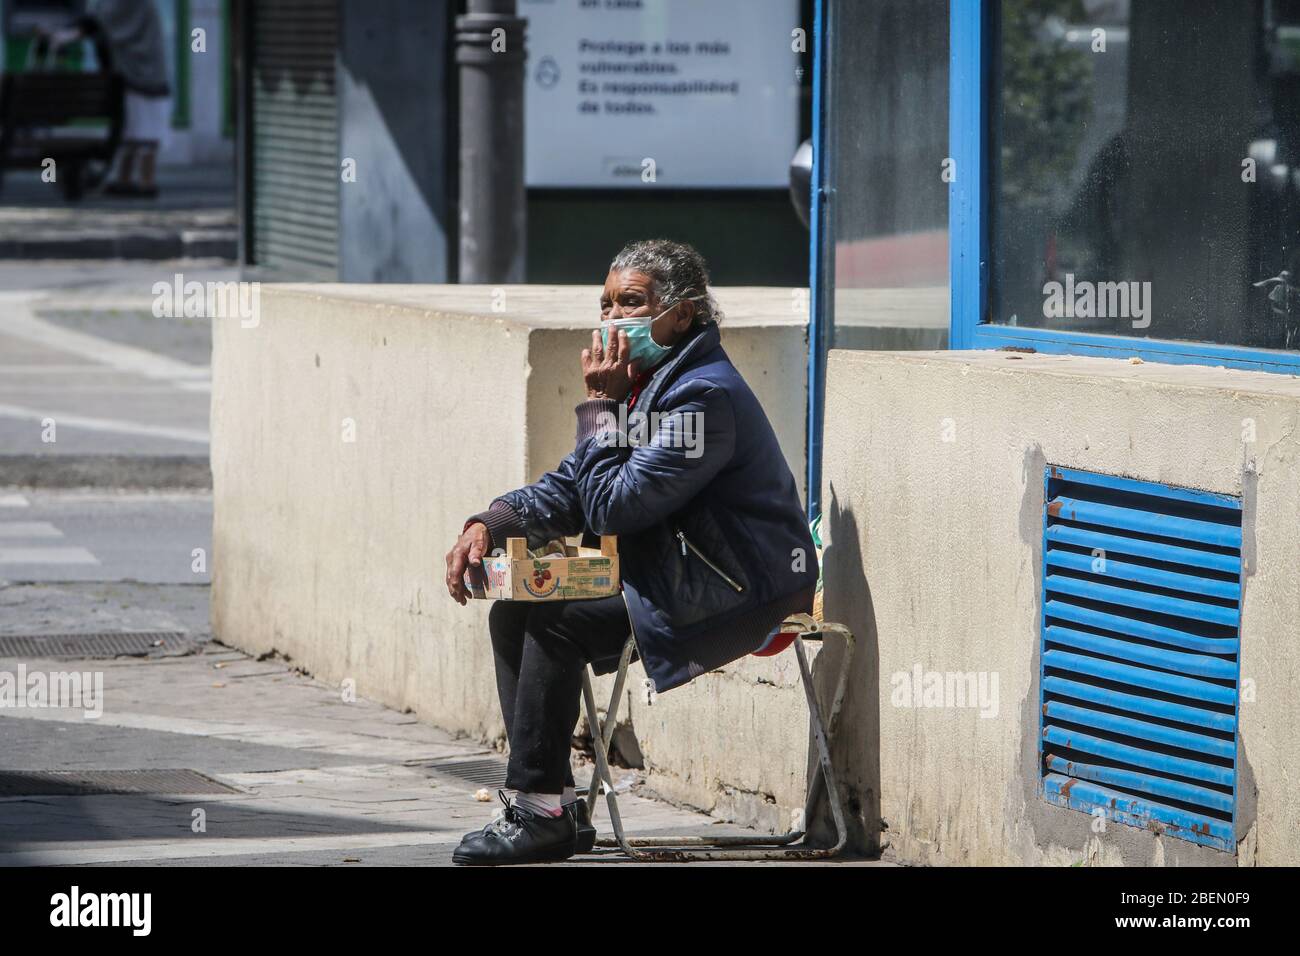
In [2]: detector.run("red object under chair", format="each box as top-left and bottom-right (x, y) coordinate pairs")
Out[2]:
(751, 631), (797, 657)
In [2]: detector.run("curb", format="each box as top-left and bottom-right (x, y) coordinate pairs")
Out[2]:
(0, 455), (212, 490)
(0, 231), (236, 261)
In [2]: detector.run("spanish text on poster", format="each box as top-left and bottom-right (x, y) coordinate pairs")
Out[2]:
(522, 0), (802, 188)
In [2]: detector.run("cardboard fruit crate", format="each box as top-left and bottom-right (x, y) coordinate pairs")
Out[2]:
(465, 536), (620, 601)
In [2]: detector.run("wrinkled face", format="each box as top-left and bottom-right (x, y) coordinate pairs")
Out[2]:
(600, 268), (695, 348)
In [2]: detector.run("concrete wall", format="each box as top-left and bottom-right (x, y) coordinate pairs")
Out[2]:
(211, 284), (848, 837)
(338, 0), (452, 282)
(821, 348), (1300, 866)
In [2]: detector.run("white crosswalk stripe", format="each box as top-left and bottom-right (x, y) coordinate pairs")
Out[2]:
(0, 513), (97, 565)
(0, 521), (62, 538)
(0, 494), (30, 508)
(0, 403), (209, 444)
(0, 546), (98, 565)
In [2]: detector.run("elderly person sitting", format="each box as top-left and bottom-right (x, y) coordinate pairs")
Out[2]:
(445, 239), (817, 865)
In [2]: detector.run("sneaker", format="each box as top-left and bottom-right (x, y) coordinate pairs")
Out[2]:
(461, 802), (508, 844)
(452, 790), (577, 866)
(567, 798), (597, 854)
(460, 794), (592, 847)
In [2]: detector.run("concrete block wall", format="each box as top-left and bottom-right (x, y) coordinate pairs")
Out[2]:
(821, 348), (1300, 866)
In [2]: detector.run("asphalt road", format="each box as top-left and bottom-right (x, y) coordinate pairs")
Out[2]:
(0, 260), (230, 458)
(0, 488), (211, 585)
(0, 260), (218, 634)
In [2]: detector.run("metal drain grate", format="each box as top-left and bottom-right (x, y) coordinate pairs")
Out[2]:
(0, 631), (194, 659)
(415, 757), (510, 788)
(412, 757), (596, 795)
(0, 769), (239, 796)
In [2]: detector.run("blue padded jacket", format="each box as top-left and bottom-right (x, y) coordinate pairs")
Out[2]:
(478, 321), (817, 692)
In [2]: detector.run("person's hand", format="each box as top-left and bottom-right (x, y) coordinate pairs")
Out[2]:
(582, 328), (637, 401)
(445, 522), (491, 605)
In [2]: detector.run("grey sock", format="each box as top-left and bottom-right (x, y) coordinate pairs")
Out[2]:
(512, 791), (564, 817)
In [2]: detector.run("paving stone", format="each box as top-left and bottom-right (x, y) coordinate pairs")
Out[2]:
(0, 640), (885, 866)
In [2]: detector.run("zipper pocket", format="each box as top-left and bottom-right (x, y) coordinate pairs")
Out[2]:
(676, 528), (745, 593)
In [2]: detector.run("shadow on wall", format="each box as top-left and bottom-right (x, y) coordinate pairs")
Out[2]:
(808, 483), (882, 855)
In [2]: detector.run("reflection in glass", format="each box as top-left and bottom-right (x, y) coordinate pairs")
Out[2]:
(826, 0), (949, 350)
(994, 0), (1300, 350)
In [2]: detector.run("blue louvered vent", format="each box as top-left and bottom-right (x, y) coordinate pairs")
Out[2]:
(1040, 466), (1242, 852)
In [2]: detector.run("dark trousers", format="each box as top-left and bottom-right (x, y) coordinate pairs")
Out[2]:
(488, 595), (632, 793)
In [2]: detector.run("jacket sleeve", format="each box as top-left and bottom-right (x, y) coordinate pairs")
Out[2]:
(463, 500), (527, 550)
(483, 451), (587, 550)
(570, 381), (736, 536)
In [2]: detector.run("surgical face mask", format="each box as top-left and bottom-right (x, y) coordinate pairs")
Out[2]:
(600, 296), (707, 372)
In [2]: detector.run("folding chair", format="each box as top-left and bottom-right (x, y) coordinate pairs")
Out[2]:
(578, 612), (855, 861)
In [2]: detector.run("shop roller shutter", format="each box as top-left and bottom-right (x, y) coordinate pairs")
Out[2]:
(249, 0), (338, 277)
(1040, 466), (1242, 852)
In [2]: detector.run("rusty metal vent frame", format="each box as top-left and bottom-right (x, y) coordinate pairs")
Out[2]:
(0, 769), (239, 796)
(1041, 466), (1242, 853)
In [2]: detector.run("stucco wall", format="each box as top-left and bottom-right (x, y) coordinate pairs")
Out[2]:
(821, 348), (1300, 865)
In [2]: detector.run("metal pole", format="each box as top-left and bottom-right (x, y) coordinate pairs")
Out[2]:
(806, 0), (830, 519)
(456, 0), (527, 283)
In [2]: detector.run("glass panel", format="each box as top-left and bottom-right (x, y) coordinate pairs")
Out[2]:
(826, 0), (950, 351)
(993, 0), (1300, 350)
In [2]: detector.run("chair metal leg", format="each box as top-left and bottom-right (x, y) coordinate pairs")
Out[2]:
(582, 623), (857, 862)
(583, 637), (635, 820)
(579, 653), (638, 856)
(793, 632), (850, 855)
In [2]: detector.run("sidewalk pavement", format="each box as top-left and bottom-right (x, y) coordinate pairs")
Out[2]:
(0, 163), (235, 260)
(0, 636), (878, 866)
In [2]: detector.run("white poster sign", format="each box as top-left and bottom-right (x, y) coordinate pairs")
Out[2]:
(522, 0), (802, 188)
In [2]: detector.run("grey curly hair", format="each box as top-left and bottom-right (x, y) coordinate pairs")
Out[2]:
(609, 239), (722, 327)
